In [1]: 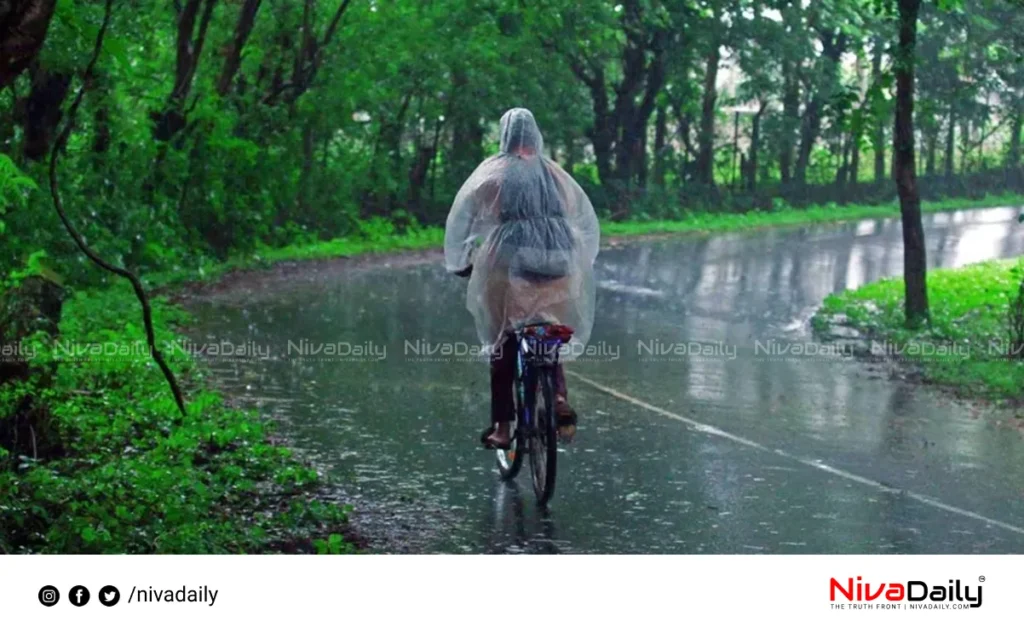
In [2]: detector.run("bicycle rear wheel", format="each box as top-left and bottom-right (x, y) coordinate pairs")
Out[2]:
(529, 366), (558, 505)
(496, 352), (528, 480)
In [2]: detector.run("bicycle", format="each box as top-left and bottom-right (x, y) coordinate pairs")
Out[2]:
(494, 322), (573, 506)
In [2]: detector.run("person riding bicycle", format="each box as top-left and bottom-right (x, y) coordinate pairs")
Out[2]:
(443, 108), (600, 450)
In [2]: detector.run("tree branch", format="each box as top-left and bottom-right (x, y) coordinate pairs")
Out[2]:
(217, 0), (262, 97)
(539, 35), (598, 88)
(191, 0), (218, 73)
(281, 0), (355, 106)
(963, 115), (1012, 154)
(49, 0), (188, 418)
(319, 0), (354, 50)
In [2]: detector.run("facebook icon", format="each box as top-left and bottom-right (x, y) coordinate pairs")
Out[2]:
(69, 585), (90, 607)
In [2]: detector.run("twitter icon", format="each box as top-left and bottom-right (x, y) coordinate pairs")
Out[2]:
(99, 585), (120, 607)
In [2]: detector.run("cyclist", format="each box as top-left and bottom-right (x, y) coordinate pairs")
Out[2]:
(443, 108), (600, 449)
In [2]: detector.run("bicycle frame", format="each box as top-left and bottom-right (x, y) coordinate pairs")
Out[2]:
(494, 322), (574, 502)
(513, 323), (573, 429)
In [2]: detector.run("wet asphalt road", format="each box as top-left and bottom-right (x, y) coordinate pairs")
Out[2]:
(185, 206), (1024, 553)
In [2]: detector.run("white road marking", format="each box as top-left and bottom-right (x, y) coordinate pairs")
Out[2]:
(566, 369), (1024, 537)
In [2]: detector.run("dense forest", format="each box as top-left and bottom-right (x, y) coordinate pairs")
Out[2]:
(1, 0), (1022, 283)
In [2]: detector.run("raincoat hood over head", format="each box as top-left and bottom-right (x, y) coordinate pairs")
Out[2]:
(499, 108), (543, 156)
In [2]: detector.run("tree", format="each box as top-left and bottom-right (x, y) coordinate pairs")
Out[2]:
(890, 0), (930, 326)
(693, 1), (729, 187)
(793, 25), (847, 186)
(735, 4), (783, 192)
(869, 36), (891, 182)
(537, 0), (678, 189)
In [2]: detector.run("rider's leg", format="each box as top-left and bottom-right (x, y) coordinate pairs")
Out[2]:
(485, 333), (517, 447)
(553, 363), (577, 429)
(554, 363), (568, 399)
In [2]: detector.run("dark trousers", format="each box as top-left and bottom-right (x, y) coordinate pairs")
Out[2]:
(490, 333), (568, 422)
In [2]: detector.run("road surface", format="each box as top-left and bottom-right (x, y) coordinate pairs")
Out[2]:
(184, 205), (1024, 553)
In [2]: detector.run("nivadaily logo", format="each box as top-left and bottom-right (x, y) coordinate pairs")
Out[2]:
(830, 576), (983, 610)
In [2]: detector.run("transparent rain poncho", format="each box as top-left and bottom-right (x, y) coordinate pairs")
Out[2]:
(444, 108), (600, 358)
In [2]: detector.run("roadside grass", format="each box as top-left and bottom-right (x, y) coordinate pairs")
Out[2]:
(600, 193), (1024, 237)
(148, 193), (1024, 290)
(813, 257), (1024, 404)
(0, 287), (355, 553)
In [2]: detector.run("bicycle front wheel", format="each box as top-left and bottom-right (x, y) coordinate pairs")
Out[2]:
(529, 366), (558, 505)
(495, 419), (525, 480)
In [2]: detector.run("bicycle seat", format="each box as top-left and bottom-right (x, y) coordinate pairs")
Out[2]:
(518, 323), (574, 344)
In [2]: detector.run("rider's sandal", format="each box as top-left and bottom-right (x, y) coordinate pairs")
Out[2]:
(554, 397), (578, 442)
(554, 397), (578, 428)
(480, 425), (512, 450)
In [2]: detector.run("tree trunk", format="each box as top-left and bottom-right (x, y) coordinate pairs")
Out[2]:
(653, 102), (667, 186)
(448, 67), (484, 188)
(587, 72), (615, 185)
(152, 0), (217, 142)
(779, 69), (799, 185)
(614, 107), (638, 184)
(0, 0), (57, 89)
(217, 0), (262, 97)
(636, 124), (649, 186)
(0, 95), (15, 155)
(611, 11), (666, 187)
(616, 116), (653, 187)
(795, 95), (823, 186)
(21, 66), (70, 161)
(894, 0), (929, 327)
(296, 120), (315, 219)
(778, 3), (802, 186)
(872, 39), (886, 183)
(409, 118), (440, 214)
(696, 46), (720, 186)
(450, 113), (483, 179)
(960, 119), (970, 174)
(565, 140), (578, 174)
(88, 71), (111, 158)
(1008, 109), (1022, 168)
(92, 101), (110, 155)
(849, 129), (860, 185)
(925, 129), (937, 176)
(592, 124), (614, 185)
(747, 106), (764, 192)
(944, 104), (956, 178)
(674, 106), (695, 181)
(366, 92), (412, 214)
(835, 130), (850, 186)
(796, 32), (846, 187)
(428, 115), (443, 202)
(874, 127), (887, 182)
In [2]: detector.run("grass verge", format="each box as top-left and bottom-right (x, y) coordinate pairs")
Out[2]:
(150, 193), (1024, 290)
(812, 257), (1024, 405)
(600, 193), (1024, 237)
(0, 287), (355, 553)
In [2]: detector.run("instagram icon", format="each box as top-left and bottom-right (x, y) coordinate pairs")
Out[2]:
(38, 586), (60, 607)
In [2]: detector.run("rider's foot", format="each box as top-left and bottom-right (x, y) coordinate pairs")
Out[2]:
(555, 395), (577, 442)
(481, 420), (512, 449)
